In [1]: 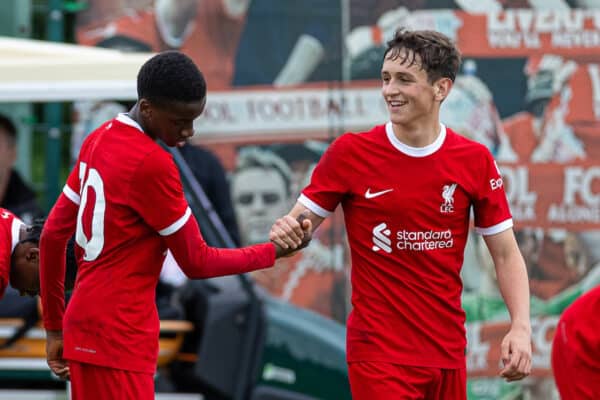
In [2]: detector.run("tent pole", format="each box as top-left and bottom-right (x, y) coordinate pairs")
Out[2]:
(44, 0), (64, 211)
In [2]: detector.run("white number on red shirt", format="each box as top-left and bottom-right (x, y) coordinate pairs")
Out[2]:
(75, 162), (106, 261)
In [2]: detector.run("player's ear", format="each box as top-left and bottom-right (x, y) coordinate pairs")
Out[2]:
(435, 78), (453, 102)
(26, 247), (39, 264)
(139, 98), (153, 118)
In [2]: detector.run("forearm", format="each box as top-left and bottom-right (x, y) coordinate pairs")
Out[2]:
(40, 194), (78, 331)
(165, 217), (276, 279)
(288, 202), (325, 231)
(495, 252), (531, 331)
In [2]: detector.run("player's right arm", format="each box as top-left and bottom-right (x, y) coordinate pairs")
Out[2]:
(132, 149), (310, 279)
(270, 134), (351, 250)
(163, 213), (311, 279)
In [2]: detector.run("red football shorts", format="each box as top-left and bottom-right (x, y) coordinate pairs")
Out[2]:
(552, 321), (600, 400)
(348, 361), (466, 400)
(69, 360), (154, 400)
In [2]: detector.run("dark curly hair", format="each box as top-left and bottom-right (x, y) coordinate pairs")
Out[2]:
(383, 29), (462, 83)
(18, 218), (44, 245)
(137, 51), (207, 105)
(10, 219), (78, 294)
(10, 217), (43, 269)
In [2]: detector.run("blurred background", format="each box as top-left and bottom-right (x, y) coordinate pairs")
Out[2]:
(1, 0), (600, 399)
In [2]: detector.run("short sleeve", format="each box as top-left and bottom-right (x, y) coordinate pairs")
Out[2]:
(129, 149), (191, 235)
(300, 135), (352, 218)
(62, 161), (81, 205)
(472, 148), (513, 235)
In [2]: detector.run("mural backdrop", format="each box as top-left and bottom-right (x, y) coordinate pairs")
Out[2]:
(75, 1), (600, 398)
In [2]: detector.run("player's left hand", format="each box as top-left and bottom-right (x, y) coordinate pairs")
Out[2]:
(499, 324), (532, 382)
(46, 330), (70, 380)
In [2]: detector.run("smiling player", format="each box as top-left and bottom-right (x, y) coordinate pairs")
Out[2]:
(270, 29), (532, 399)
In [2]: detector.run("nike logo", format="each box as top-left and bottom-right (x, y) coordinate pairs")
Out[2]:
(365, 188), (394, 199)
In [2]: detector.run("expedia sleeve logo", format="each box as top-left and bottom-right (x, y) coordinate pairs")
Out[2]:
(490, 161), (503, 190)
(490, 178), (503, 190)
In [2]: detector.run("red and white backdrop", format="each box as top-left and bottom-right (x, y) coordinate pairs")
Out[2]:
(75, 2), (600, 397)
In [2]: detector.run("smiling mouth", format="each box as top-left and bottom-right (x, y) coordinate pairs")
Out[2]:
(388, 100), (407, 108)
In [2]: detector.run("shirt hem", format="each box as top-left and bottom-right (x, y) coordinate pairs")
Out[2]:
(346, 354), (466, 370)
(64, 351), (157, 375)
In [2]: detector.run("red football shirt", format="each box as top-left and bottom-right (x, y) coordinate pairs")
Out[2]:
(300, 123), (512, 369)
(0, 209), (24, 299)
(557, 285), (600, 369)
(41, 114), (274, 373)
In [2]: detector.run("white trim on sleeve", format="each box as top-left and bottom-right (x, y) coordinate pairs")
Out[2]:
(475, 218), (513, 236)
(298, 194), (332, 218)
(63, 185), (81, 205)
(158, 207), (192, 236)
(11, 218), (24, 252)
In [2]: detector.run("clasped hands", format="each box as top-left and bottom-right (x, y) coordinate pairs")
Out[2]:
(271, 212), (313, 258)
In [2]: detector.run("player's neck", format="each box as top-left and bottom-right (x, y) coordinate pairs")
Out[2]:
(126, 104), (153, 140)
(390, 117), (441, 148)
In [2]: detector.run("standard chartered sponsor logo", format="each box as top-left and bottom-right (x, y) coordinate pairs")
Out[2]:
(396, 229), (453, 251)
(371, 224), (454, 253)
(372, 223), (392, 253)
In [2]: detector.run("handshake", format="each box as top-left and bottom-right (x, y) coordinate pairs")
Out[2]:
(270, 212), (313, 258)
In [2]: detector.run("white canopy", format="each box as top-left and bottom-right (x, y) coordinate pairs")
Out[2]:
(0, 36), (154, 102)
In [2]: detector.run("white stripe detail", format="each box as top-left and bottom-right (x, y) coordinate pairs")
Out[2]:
(475, 218), (513, 236)
(11, 218), (24, 252)
(158, 207), (192, 236)
(62, 184), (81, 205)
(298, 194), (332, 218)
(116, 113), (144, 132)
